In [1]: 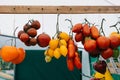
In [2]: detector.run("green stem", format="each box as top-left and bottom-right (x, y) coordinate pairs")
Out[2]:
(13, 27), (18, 47)
(65, 18), (73, 38)
(99, 18), (106, 36)
(110, 21), (120, 34)
(56, 14), (60, 34)
(84, 18), (91, 26)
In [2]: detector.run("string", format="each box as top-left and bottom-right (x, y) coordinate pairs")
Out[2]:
(42, 14), (44, 33)
(13, 14), (15, 35)
(11, 14), (16, 46)
(28, 14), (31, 21)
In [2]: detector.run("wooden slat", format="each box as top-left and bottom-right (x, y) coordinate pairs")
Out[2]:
(0, 6), (119, 14)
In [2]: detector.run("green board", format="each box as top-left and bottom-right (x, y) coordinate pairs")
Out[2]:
(14, 50), (82, 80)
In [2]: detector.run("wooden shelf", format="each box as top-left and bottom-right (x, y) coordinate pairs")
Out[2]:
(0, 5), (119, 14)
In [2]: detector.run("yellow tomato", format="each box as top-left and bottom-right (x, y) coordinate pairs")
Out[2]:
(53, 48), (61, 59)
(45, 55), (52, 63)
(49, 39), (59, 50)
(59, 32), (70, 42)
(60, 45), (68, 57)
(47, 48), (54, 57)
(110, 32), (120, 40)
(44, 50), (48, 56)
(59, 39), (67, 47)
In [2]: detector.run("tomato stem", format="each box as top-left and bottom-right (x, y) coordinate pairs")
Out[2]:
(109, 21), (120, 34)
(53, 14), (60, 39)
(12, 26), (18, 47)
(65, 18), (73, 39)
(84, 18), (93, 27)
(99, 18), (106, 36)
(56, 14), (60, 34)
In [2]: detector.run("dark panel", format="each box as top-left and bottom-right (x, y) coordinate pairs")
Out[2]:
(15, 50), (82, 80)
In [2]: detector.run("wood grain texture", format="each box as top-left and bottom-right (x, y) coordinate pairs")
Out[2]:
(0, 6), (119, 14)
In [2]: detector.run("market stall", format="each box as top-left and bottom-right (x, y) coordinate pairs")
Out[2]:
(0, 3), (119, 80)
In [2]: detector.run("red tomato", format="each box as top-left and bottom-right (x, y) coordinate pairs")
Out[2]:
(89, 48), (100, 58)
(97, 36), (110, 50)
(109, 35), (120, 49)
(90, 26), (100, 39)
(84, 39), (97, 52)
(37, 33), (51, 47)
(74, 52), (82, 69)
(68, 39), (74, 45)
(72, 23), (83, 33)
(82, 24), (90, 37)
(19, 32), (30, 42)
(75, 32), (83, 42)
(101, 48), (113, 59)
(67, 58), (74, 71)
(68, 44), (75, 58)
(31, 20), (41, 30)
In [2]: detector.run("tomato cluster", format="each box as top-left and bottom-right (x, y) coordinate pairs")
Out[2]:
(18, 20), (51, 48)
(72, 23), (120, 60)
(67, 39), (82, 71)
(18, 20), (40, 46)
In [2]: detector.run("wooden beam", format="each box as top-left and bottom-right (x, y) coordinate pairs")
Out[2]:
(0, 6), (119, 14)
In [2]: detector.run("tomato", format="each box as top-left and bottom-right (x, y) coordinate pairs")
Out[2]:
(109, 35), (120, 49)
(37, 33), (51, 47)
(89, 48), (100, 58)
(74, 52), (82, 69)
(31, 20), (41, 30)
(82, 24), (90, 37)
(112, 48), (119, 59)
(97, 36), (110, 50)
(72, 23), (83, 33)
(101, 48), (113, 59)
(75, 32), (83, 42)
(67, 58), (74, 71)
(68, 44), (75, 58)
(90, 26), (100, 39)
(68, 39), (74, 45)
(19, 32), (30, 42)
(84, 39), (97, 52)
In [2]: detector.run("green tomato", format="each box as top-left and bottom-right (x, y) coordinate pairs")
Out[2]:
(113, 48), (119, 59)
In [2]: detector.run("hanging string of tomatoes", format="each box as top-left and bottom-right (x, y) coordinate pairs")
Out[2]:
(0, 15), (120, 80)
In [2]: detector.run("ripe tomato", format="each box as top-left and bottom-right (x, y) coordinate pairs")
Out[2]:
(84, 39), (97, 52)
(101, 48), (113, 59)
(82, 24), (90, 37)
(109, 35), (120, 49)
(75, 32), (83, 42)
(67, 58), (74, 71)
(72, 23), (83, 33)
(68, 44), (75, 58)
(97, 36), (110, 50)
(74, 52), (82, 69)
